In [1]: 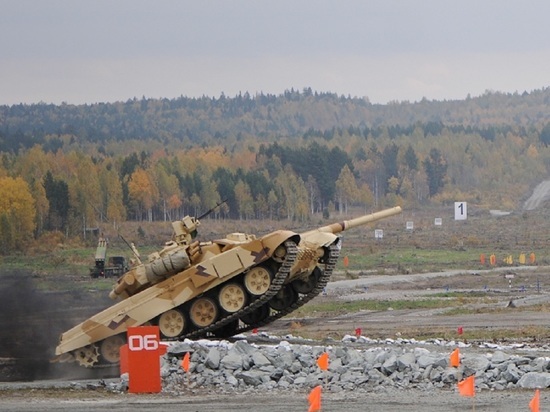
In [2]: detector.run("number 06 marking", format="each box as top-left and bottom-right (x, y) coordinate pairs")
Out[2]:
(128, 334), (159, 351)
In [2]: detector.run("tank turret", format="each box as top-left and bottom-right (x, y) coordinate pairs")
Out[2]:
(108, 215), (201, 300)
(54, 206), (401, 368)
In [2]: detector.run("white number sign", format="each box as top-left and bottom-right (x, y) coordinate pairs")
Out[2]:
(128, 334), (159, 351)
(454, 202), (467, 220)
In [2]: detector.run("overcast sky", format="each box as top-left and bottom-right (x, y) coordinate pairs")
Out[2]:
(2, 0), (550, 105)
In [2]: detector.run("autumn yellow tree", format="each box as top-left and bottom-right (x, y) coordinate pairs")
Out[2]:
(267, 189), (278, 220)
(99, 166), (126, 228)
(234, 180), (254, 220)
(127, 168), (159, 221)
(335, 165), (360, 214)
(14, 145), (53, 234)
(200, 179), (222, 218)
(153, 164), (182, 221)
(65, 152), (101, 236)
(275, 165), (308, 221)
(0, 177), (36, 252)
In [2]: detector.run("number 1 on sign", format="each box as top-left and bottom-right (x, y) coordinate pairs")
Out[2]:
(454, 202), (467, 220)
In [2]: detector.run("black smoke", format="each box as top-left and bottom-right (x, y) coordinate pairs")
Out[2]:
(0, 270), (111, 381)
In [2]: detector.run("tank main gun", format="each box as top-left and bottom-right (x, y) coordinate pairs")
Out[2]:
(287, 206), (403, 286)
(302, 206), (402, 236)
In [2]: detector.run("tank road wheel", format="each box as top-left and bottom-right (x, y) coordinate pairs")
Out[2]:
(271, 243), (288, 263)
(241, 303), (270, 325)
(158, 309), (186, 338)
(269, 285), (298, 311)
(100, 335), (125, 364)
(244, 266), (272, 296)
(73, 344), (100, 368)
(190, 297), (219, 328)
(218, 283), (247, 313)
(292, 266), (322, 294)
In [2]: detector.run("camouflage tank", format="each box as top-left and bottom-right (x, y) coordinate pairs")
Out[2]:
(54, 206), (401, 368)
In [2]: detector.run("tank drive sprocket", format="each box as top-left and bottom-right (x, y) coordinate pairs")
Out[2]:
(73, 344), (100, 368)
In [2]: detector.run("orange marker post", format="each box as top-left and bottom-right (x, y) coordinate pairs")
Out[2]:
(181, 351), (191, 388)
(182, 351), (190, 372)
(316, 352), (329, 388)
(308, 385), (322, 412)
(458, 374), (476, 410)
(458, 375), (475, 397)
(119, 343), (129, 375)
(529, 389), (540, 412)
(317, 352), (329, 371)
(127, 326), (162, 394)
(450, 348), (460, 367)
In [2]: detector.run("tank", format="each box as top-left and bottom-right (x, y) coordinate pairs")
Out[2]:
(54, 206), (402, 368)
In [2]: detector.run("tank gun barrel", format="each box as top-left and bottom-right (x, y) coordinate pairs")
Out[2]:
(304, 206), (402, 236)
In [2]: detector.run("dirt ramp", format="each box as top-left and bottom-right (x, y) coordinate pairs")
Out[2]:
(523, 180), (550, 210)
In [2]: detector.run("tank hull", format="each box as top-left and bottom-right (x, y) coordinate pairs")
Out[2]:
(56, 230), (297, 357)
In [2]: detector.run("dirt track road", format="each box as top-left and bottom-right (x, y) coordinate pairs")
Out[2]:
(264, 265), (550, 342)
(0, 384), (542, 412)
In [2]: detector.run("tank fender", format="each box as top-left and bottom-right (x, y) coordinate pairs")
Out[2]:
(259, 230), (300, 257)
(300, 231), (338, 248)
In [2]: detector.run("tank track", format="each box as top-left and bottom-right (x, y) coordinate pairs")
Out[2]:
(236, 239), (341, 333)
(181, 239), (298, 340)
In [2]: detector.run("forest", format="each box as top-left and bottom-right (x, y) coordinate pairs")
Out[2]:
(2, 87), (550, 253)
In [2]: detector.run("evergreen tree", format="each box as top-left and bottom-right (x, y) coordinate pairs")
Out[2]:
(0, 213), (14, 254)
(423, 148), (447, 197)
(43, 171), (69, 231)
(539, 122), (550, 146)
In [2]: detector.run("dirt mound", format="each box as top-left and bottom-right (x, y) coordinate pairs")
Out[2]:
(523, 180), (550, 210)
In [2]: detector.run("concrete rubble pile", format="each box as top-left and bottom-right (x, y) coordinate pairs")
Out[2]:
(147, 336), (550, 394)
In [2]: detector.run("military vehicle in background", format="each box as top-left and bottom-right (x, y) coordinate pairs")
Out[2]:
(89, 237), (129, 278)
(55, 206), (402, 368)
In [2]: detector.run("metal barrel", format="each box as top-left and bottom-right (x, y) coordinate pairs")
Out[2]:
(309, 206), (402, 235)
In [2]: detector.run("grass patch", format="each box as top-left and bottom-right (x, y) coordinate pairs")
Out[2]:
(336, 247), (485, 272)
(438, 300), (550, 316)
(428, 291), (495, 298)
(291, 298), (459, 318)
(388, 325), (550, 342)
(282, 324), (550, 342)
